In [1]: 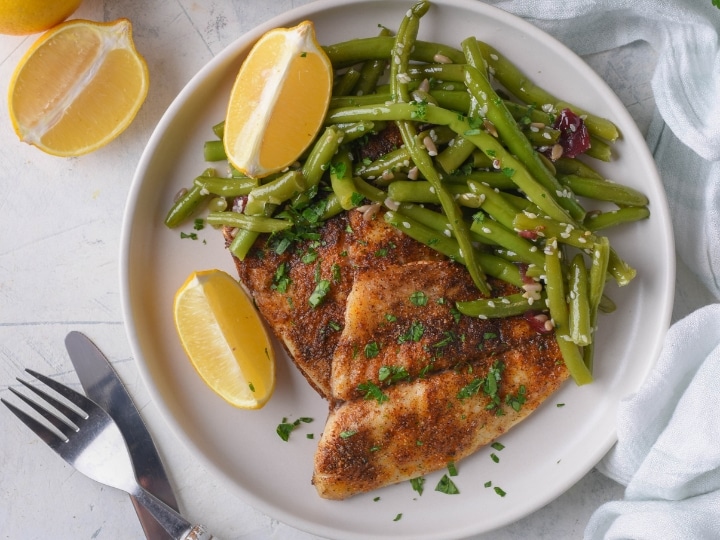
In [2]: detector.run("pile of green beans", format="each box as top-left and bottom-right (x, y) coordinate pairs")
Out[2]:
(164, 0), (650, 386)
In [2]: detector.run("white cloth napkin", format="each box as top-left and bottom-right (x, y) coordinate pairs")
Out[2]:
(480, 0), (720, 537)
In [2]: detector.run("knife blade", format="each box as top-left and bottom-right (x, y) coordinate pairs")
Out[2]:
(65, 331), (180, 540)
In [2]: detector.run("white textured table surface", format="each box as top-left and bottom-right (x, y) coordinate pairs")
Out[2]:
(0, 1), (713, 539)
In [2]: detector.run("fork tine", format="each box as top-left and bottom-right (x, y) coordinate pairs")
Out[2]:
(17, 374), (87, 425)
(25, 368), (93, 418)
(8, 385), (78, 441)
(1, 397), (68, 448)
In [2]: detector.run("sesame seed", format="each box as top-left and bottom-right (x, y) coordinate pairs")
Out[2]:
(482, 227), (492, 234)
(402, 222), (411, 229)
(490, 53), (499, 61)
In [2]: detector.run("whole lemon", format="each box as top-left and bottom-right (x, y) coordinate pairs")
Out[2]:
(0, 0), (83, 35)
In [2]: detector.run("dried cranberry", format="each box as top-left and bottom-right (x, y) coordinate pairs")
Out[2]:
(551, 108), (591, 159)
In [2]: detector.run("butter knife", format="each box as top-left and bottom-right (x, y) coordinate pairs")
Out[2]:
(65, 331), (180, 540)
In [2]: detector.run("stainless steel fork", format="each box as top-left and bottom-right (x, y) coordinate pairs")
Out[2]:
(2, 369), (214, 540)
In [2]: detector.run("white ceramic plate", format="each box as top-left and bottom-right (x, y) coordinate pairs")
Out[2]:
(120, 1), (674, 538)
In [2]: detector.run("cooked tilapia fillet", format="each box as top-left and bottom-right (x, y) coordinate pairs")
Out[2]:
(226, 210), (442, 399)
(226, 208), (567, 499)
(314, 324), (567, 499)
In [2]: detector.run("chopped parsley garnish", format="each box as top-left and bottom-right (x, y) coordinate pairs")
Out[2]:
(490, 453), (500, 463)
(409, 290), (428, 306)
(494, 486), (507, 497)
(393, 513), (403, 522)
(357, 381), (389, 404)
(180, 231), (198, 240)
(411, 100), (428, 121)
(447, 461), (458, 477)
(309, 279), (331, 307)
(501, 167), (516, 178)
(506, 385), (527, 412)
(301, 248), (318, 264)
(364, 341), (381, 359)
(327, 320), (342, 332)
(276, 417), (313, 441)
(375, 248), (388, 257)
(398, 320), (424, 343)
(435, 474), (460, 494)
(378, 365), (410, 384)
(410, 476), (425, 495)
(491, 442), (505, 451)
(340, 429), (357, 439)
(271, 262), (291, 293)
(193, 218), (205, 230)
(306, 433), (314, 439)
(332, 263), (341, 282)
(433, 331), (456, 349)
(350, 192), (365, 207)
(248, 382), (255, 392)
(456, 360), (505, 413)
(329, 161), (347, 178)
(385, 313), (397, 322)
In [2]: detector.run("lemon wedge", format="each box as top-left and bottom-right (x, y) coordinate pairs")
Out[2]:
(8, 18), (149, 157)
(0, 0), (82, 35)
(223, 20), (333, 178)
(173, 270), (275, 409)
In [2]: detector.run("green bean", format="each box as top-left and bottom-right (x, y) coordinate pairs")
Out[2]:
(435, 137), (475, 174)
(584, 237), (610, 370)
(336, 121), (377, 143)
(456, 292), (543, 318)
(390, 1), (490, 295)
(165, 168), (216, 228)
(554, 156), (604, 180)
(353, 176), (386, 203)
(203, 140), (226, 162)
(212, 121), (225, 140)
(323, 36), (464, 68)
(465, 180), (520, 230)
(193, 176), (258, 197)
(445, 171), (516, 190)
(387, 181), (484, 208)
(513, 212), (596, 251)
(607, 247), (636, 286)
(331, 93), (391, 109)
(244, 170), (306, 215)
(330, 152), (360, 210)
(584, 206), (651, 231)
(476, 41), (619, 142)
(327, 102), (577, 225)
(559, 174), (649, 207)
(408, 63), (467, 82)
(523, 125), (560, 147)
(319, 193), (345, 220)
(568, 254), (592, 346)
(355, 146), (412, 180)
(470, 214), (545, 267)
(228, 229), (259, 261)
(462, 54), (585, 222)
(544, 238), (593, 385)
(585, 136), (613, 162)
(432, 90), (472, 113)
(206, 211), (292, 233)
(333, 67), (362, 96)
(303, 125), (344, 187)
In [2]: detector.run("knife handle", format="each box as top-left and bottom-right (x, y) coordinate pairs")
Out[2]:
(184, 524), (215, 540)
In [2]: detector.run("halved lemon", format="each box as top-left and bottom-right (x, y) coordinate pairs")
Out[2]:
(173, 270), (275, 409)
(8, 18), (149, 157)
(0, 0), (83, 35)
(223, 20), (333, 178)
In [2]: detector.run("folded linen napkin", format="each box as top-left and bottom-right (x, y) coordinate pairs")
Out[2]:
(481, 0), (720, 537)
(585, 304), (720, 538)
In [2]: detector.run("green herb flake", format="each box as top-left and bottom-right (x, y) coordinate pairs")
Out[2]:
(490, 453), (500, 463)
(501, 167), (516, 178)
(373, 496), (381, 502)
(393, 513), (403, 522)
(494, 486), (507, 497)
(410, 476), (425, 495)
(364, 341), (381, 359)
(329, 161), (347, 178)
(557, 403), (565, 408)
(358, 381), (389, 404)
(248, 382), (255, 392)
(193, 218), (205, 230)
(306, 433), (314, 439)
(272, 262), (291, 293)
(398, 320), (425, 343)
(180, 231), (198, 240)
(378, 365), (410, 384)
(385, 313), (397, 322)
(309, 279), (331, 308)
(435, 474), (460, 495)
(375, 248), (388, 257)
(409, 290), (428, 306)
(447, 461), (458, 477)
(484, 480), (492, 488)
(328, 320), (342, 332)
(491, 442), (505, 451)
(340, 429), (357, 439)
(276, 416), (313, 442)
(350, 192), (365, 207)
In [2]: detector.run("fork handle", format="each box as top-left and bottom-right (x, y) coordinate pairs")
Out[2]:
(132, 484), (215, 539)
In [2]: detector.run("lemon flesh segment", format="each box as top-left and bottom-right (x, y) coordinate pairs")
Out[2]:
(224, 20), (333, 178)
(8, 19), (149, 157)
(173, 270), (275, 409)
